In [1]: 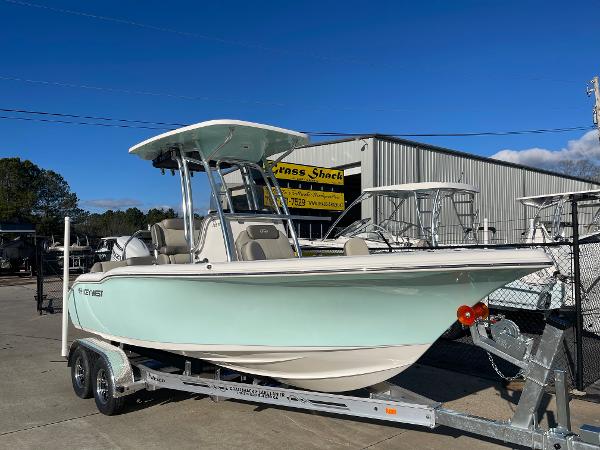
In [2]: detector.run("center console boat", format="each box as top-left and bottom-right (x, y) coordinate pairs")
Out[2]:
(68, 120), (551, 392)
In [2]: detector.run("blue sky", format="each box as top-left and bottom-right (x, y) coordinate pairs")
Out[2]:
(0, 0), (598, 212)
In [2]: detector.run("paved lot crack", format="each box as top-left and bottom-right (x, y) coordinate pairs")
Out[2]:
(360, 431), (406, 449)
(0, 412), (100, 436)
(283, 414), (350, 446)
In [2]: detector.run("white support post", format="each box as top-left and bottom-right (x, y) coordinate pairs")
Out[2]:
(588, 76), (600, 143)
(61, 216), (70, 358)
(483, 218), (489, 245)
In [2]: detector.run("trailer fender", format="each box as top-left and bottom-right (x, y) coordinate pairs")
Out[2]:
(67, 338), (135, 397)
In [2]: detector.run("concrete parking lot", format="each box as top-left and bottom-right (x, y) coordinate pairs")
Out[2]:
(1, 281), (599, 450)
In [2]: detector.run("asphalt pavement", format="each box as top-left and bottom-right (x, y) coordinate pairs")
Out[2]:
(1, 281), (598, 450)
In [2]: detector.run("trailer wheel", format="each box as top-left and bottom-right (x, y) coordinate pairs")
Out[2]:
(92, 358), (125, 415)
(70, 347), (92, 399)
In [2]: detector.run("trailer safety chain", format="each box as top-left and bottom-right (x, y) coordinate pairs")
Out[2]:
(486, 352), (525, 381)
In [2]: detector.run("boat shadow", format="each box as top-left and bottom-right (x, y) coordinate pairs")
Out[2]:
(120, 340), (558, 448)
(124, 388), (206, 412)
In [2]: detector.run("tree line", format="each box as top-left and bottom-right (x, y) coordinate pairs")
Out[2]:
(2, 155), (599, 238)
(0, 157), (177, 237)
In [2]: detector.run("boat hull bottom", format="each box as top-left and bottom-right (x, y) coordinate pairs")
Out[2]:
(179, 344), (432, 392)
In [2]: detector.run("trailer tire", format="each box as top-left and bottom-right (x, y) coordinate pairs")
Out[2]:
(92, 358), (125, 415)
(70, 347), (92, 399)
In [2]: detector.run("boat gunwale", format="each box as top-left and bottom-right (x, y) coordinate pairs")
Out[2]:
(72, 259), (550, 285)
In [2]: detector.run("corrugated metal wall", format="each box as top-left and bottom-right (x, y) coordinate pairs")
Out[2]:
(371, 138), (599, 243)
(225, 136), (599, 243)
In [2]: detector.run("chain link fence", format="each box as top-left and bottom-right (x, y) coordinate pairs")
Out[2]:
(35, 244), (64, 314)
(35, 239), (94, 314)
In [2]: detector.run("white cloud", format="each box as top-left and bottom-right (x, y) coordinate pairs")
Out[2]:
(82, 198), (143, 209)
(491, 130), (600, 170)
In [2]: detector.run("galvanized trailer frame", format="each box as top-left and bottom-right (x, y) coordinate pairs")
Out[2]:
(68, 317), (600, 450)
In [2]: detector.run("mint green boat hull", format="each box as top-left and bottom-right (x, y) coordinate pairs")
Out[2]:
(69, 268), (532, 348)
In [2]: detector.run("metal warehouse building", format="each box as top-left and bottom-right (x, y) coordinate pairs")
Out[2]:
(272, 135), (600, 243)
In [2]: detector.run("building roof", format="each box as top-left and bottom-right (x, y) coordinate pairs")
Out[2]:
(305, 134), (600, 186)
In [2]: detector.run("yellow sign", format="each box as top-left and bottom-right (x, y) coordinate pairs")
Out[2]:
(264, 187), (345, 211)
(270, 161), (344, 185)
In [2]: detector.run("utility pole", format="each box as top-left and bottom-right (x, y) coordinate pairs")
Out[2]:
(588, 76), (600, 142)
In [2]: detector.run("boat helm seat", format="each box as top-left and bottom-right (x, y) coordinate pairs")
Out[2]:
(343, 238), (370, 256)
(236, 225), (294, 261)
(151, 218), (202, 264)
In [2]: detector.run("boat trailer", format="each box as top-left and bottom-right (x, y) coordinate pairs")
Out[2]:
(68, 316), (600, 450)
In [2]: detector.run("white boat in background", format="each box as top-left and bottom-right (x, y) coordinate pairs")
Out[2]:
(49, 235), (94, 272)
(489, 190), (600, 326)
(67, 120), (551, 392)
(487, 193), (576, 313)
(299, 182), (480, 252)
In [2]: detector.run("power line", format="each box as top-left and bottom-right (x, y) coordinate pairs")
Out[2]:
(0, 74), (357, 111)
(0, 107), (186, 127)
(0, 114), (171, 130)
(0, 0), (362, 65)
(0, 106), (595, 137)
(0, 0), (583, 85)
(0, 74), (586, 114)
(309, 126), (596, 137)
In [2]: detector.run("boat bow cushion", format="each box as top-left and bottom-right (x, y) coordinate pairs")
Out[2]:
(236, 225), (294, 260)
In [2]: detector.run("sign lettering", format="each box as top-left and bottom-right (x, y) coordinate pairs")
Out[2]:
(270, 161), (344, 186)
(264, 187), (345, 211)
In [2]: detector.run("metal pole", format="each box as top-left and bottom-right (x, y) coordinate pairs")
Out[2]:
(264, 164), (302, 257)
(200, 158), (236, 261)
(36, 237), (43, 313)
(174, 153), (191, 246)
(61, 216), (70, 358)
(216, 163), (235, 213)
(180, 156), (196, 261)
(483, 218), (489, 245)
(588, 76), (600, 143)
(571, 199), (584, 391)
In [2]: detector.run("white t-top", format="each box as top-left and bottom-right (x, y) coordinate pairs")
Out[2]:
(129, 119), (309, 164)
